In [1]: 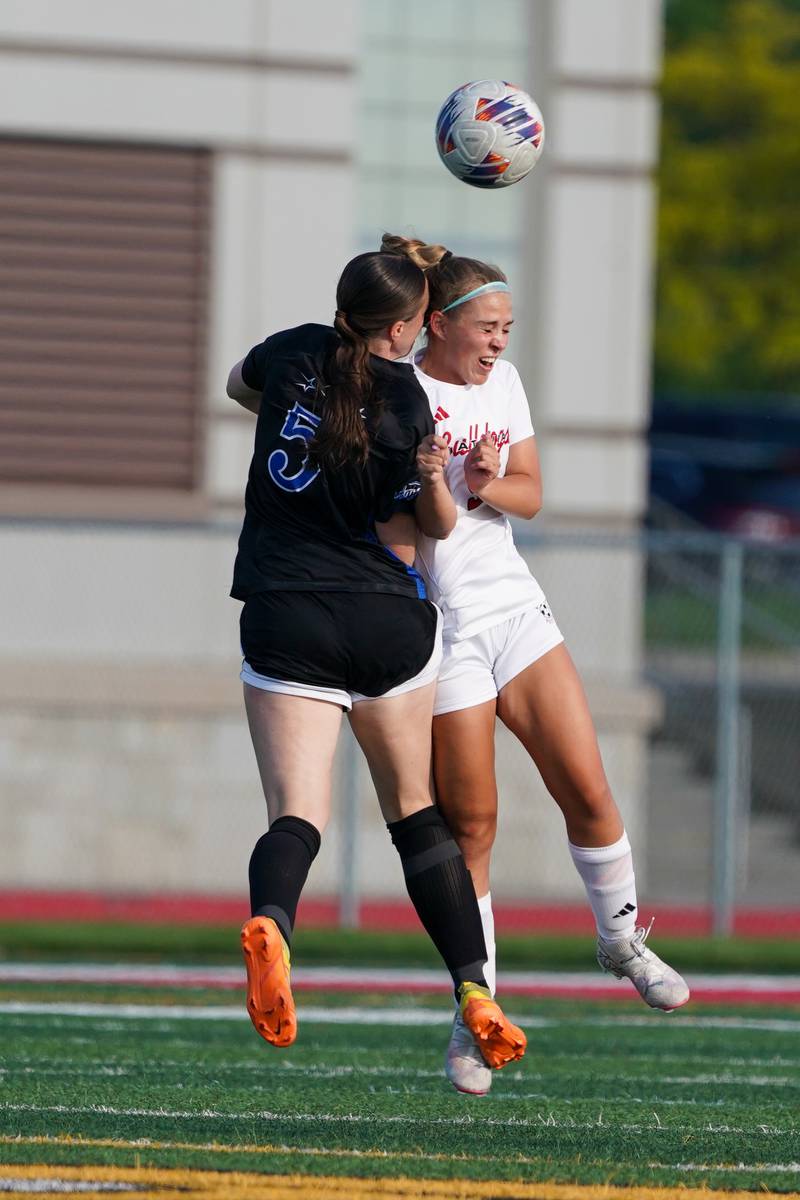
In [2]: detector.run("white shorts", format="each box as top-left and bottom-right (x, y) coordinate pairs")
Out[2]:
(241, 605), (443, 712)
(433, 601), (564, 716)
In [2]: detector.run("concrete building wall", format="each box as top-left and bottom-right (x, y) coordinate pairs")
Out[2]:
(0, 0), (356, 519)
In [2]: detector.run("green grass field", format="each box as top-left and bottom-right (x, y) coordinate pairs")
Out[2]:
(3, 922), (800, 973)
(1, 978), (799, 1195)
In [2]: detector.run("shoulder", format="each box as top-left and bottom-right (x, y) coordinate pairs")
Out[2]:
(493, 359), (523, 389)
(373, 361), (433, 447)
(242, 324), (337, 394)
(410, 359), (436, 399)
(489, 359), (528, 410)
(260, 323), (338, 362)
(375, 359), (429, 416)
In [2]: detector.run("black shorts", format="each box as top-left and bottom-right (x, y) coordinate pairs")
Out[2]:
(239, 590), (439, 698)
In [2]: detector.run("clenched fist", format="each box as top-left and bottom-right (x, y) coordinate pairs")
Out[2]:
(464, 435), (500, 496)
(416, 434), (451, 485)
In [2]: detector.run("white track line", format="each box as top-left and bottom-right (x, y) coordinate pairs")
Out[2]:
(2, 962), (800, 996)
(0, 1001), (799, 1032)
(0, 1002), (450, 1024)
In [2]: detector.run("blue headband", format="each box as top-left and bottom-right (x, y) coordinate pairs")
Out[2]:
(441, 281), (511, 313)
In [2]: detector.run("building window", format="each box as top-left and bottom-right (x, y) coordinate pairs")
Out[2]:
(356, 0), (530, 263)
(0, 138), (210, 517)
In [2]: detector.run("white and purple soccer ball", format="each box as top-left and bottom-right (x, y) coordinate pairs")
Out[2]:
(435, 80), (545, 188)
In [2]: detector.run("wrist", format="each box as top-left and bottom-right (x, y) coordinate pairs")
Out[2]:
(469, 476), (494, 498)
(422, 474), (447, 492)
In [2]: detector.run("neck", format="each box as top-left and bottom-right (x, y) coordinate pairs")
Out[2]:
(367, 335), (396, 361)
(419, 342), (464, 386)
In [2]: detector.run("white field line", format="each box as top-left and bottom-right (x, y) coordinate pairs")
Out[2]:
(6, 1133), (800, 1179)
(9, 1051), (797, 1071)
(0, 1184), (134, 1195)
(0, 1069), (793, 1108)
(1, 1060), (796, 1093)
(1, 1001), (800, 1033)
(660, 1073), (799, 1086)
(0, 1185), (134, 1195)
(670, 1161), (800, 1174)
(0, 1071), (736, 1106)
(2, 961), (800, 995)
(0, 1100), (796, 1137)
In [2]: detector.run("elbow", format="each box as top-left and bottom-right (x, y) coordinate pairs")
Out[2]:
(522, 488), (543, 521)
(422, 516), (455, 540)
(432, 507), (458, 539)
(226, 369), (245, 402)
(419, 509), (456, 540)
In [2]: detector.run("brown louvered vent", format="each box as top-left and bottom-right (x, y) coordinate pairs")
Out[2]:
(0, 138), (209, 504)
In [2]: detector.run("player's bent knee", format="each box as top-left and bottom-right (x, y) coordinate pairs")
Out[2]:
(450, 811), (497, 856)
(564, 777), (617, 825)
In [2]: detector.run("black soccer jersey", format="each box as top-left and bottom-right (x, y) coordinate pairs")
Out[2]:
(231, 324), (434, 601)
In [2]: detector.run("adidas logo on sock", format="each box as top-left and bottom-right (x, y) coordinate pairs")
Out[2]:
(613, 902), (636, 918)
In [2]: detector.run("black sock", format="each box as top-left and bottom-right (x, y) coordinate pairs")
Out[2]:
(387, 805), (487, 992)
(248, 815), (321, 947)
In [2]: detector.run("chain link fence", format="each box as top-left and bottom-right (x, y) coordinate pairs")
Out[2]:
(642, 532), (800, 928)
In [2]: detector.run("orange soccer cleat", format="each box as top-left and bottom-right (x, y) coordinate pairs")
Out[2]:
(240, 916), (296, 1047)
(456, 982), (527, 1070)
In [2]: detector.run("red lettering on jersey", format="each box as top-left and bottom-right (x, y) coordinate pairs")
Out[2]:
(447, 425), (510, 456)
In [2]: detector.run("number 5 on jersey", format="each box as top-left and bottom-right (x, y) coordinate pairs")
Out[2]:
(268, 401), (322, 492)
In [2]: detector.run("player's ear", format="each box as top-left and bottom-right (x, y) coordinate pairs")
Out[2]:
(428, 310), (447, 340)
(388, 319), (405, 345)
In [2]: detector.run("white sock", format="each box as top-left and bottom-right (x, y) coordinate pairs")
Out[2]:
(478, 891), (497, 996)
(568, 831), (638, 943)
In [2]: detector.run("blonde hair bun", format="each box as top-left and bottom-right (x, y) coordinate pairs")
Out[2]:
(380, 232), (449, 271)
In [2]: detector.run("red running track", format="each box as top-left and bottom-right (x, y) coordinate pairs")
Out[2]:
(1, 889), (799, 937)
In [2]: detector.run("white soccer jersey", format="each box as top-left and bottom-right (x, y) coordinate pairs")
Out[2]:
(412, 354), (545, 642)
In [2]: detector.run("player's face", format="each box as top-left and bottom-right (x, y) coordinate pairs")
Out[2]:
(444, 292), (513, 385)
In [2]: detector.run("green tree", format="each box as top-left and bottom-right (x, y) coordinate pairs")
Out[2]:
(655, 0), (800, 396)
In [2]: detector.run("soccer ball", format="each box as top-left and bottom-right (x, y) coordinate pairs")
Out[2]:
(435, 80), (545, 188)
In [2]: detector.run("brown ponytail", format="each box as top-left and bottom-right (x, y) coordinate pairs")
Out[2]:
(309, 244), (428, 468)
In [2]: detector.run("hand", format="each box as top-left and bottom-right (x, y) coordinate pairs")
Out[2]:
(464, 435), (500, 496)
(416, 434), (451, 485)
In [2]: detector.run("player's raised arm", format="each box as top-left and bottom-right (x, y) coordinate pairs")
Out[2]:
(226, 357), (262, 414)
(466, 435), (542, 520)
(415, 433), (456, 539)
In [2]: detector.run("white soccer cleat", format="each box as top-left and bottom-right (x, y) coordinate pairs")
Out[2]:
(597, 924), (690, 1012)
(445, 1009), (493, 1095)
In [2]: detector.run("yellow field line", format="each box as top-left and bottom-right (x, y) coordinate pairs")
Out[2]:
(2, 1145), (798, 1200)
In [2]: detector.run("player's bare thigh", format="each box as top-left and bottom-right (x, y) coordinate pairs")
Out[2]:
(496, 643), (622, 846)
(432, 698), (498, 895)
(244, 684), (343, 830)
(348, 680), (438, 824)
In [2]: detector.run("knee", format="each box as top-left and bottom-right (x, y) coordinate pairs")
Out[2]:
(571, 775), (616, 823)
(447, 805), (497, 858)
